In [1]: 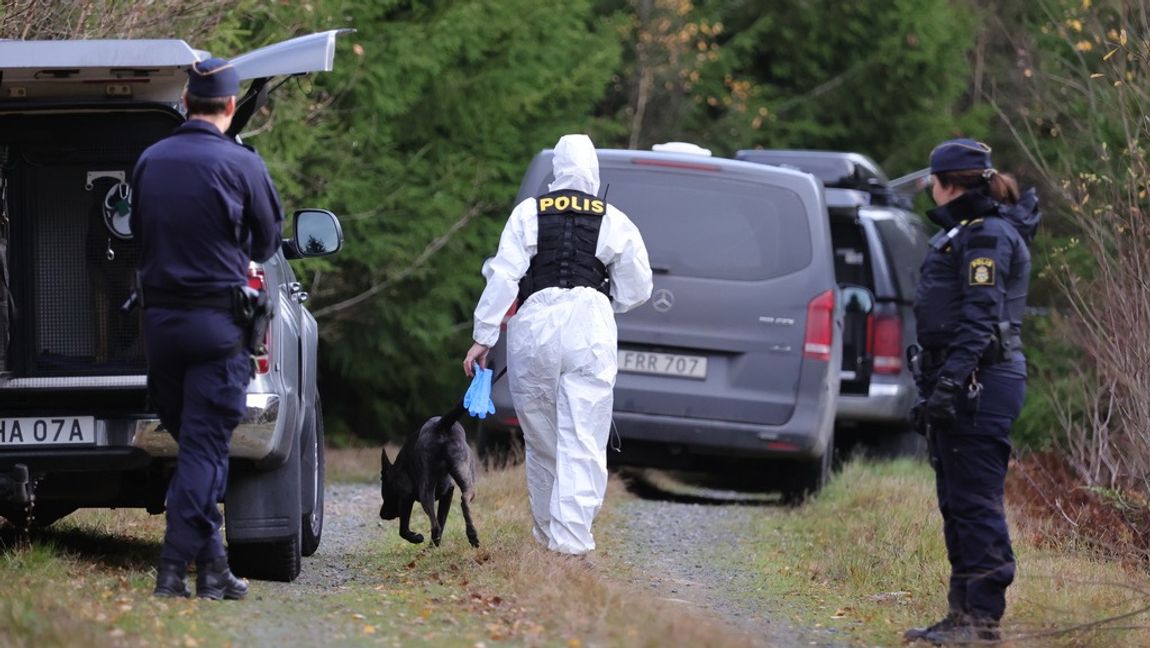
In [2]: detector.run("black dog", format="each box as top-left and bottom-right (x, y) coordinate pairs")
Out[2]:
(379, 404), (479, 548)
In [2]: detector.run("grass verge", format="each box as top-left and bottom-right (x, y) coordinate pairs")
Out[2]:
(747, 457), (1150, 647)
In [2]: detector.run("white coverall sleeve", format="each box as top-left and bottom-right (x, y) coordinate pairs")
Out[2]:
(597, 206), (653, 314)
(472, 198), (537, 347)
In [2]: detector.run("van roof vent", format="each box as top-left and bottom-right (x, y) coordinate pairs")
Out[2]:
(651, 141), (712, 157)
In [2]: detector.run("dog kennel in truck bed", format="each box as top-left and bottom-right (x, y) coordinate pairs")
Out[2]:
(1, 111), (181, 380)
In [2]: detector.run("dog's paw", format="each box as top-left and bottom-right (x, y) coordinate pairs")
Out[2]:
(431, 535), (442, 547)
(468, 533), (480, 549)
(402, 532), (424, 544)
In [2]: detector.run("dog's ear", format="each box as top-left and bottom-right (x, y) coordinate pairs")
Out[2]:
(380, 445), (392, 478)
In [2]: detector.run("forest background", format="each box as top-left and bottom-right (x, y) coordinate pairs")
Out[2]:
(4, 0), (1147, 505)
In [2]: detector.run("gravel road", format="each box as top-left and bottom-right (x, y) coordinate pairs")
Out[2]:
(236, 475), (849, 647)
(608, 472), (848, 648)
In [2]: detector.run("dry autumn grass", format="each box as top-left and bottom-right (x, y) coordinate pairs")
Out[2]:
(0, 446), (755, 648)
(6, 448), (1148, 647)
(750, 458), (1150, 647)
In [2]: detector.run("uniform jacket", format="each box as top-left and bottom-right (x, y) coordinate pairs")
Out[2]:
(130, 119), (283, 297)
(914, 188), (1041, 384)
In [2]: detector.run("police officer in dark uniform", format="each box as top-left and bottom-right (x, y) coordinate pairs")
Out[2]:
(130, 57), (284, 599)
(904, 139), (1040, 644)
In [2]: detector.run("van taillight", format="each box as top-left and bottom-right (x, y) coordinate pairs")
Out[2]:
(872, 314), (903, 374)
(248, 264), (270, 375)
(803, 289), (835, 361)
(500, 301), (519, 332)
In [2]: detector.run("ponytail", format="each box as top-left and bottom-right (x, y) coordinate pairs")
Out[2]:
(986, 171), (1019, 205)
(936, 169), (1020, 205)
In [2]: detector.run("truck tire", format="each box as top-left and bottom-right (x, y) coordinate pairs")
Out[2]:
(225, 424), (303, 582)
(300, 396), (325, 557)
(228, 535), (300, 582)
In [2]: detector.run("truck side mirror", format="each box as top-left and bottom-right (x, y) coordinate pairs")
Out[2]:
(287, 209), (343, 259)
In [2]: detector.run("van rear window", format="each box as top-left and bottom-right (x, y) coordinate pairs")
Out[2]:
(538, 168), (813, 281)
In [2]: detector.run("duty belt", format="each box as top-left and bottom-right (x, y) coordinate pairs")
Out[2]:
(921, 335), (1023, 370)
(141, 286), (235, 311)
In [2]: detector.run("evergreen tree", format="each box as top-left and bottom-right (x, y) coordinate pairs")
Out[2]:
(234, 1), (625, 438)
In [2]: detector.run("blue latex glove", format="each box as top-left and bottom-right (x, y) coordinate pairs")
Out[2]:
(465, 364), (496, 419)
(463, 365), (483, 411)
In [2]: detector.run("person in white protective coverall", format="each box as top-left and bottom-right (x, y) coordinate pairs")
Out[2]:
(463, 134), (652, 555)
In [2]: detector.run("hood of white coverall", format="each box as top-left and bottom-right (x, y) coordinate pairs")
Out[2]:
(548, 134), (600, 196)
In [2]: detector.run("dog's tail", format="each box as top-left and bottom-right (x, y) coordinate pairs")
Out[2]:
(435, 366), (508, 433)
(434, 403), (468, 433)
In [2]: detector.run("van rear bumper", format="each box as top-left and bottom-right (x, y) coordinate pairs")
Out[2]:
(611, 408), (823, 462)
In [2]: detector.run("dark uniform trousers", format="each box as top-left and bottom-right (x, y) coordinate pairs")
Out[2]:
(926, 355), (1026, 621)
(143, 307), (250, 565)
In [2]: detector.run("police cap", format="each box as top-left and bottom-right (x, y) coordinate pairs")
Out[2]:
(929, 138), (992, 174)
(187, 57), (239, 98)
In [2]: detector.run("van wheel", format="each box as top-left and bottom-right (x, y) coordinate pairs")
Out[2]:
(476, 423), (512, 469)
(875, 426), (927, 460)
(300, 396), (325, 557)
(228, 535), (301, 583)
(781, 433), (835, 506)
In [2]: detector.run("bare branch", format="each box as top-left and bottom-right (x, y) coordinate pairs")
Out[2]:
(311, 201), (493, 320)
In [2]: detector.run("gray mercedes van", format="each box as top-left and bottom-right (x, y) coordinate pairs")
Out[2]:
(479, 143), (841, 500)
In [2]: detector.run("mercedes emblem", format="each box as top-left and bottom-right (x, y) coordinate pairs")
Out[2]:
(652, 288), (674, 313)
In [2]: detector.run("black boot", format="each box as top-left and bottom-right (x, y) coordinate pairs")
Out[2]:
(153, 560), (191, 598)
(903, 610), (964, 642)
(921, 614), (1001, 645)
(195, 556), (249, 600)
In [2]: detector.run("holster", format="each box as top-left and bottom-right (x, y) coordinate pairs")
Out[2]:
(232, 286), (272, 356)
(981, 321), (1022, 365)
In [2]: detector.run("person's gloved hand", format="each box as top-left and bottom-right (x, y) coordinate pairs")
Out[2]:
(909, 397), (928, 436)
(925, 376), (963, 430)
(464, 363), (496, 419)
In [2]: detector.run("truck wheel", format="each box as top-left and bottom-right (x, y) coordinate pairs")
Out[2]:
(781, 431), (835, 506)
(228, 536), (301, 582)
(300, 396), (325, 557)
(225, 428), (304, 582)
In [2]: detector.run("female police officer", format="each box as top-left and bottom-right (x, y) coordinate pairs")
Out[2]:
(905, 139), (1040, 644)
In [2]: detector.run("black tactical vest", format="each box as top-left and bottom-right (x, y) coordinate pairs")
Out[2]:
(517, 189), (610, 304)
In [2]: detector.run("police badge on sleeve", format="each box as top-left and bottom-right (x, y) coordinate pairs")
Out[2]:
(969, 257), (996, 286)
